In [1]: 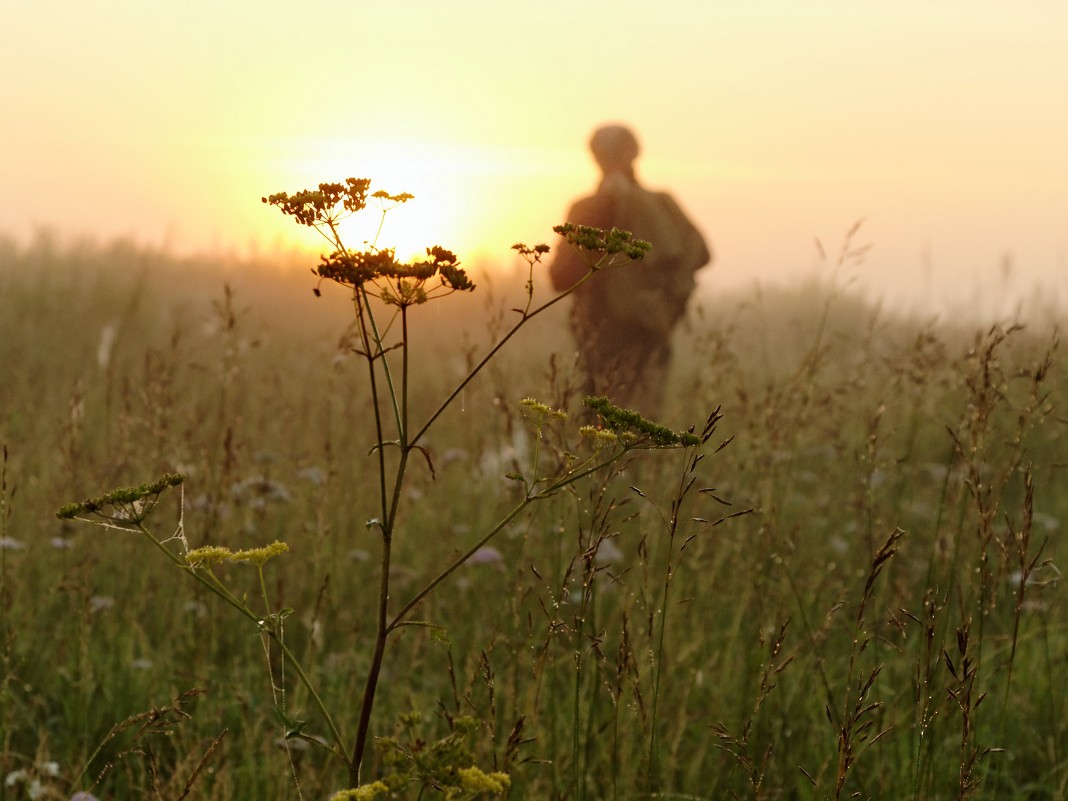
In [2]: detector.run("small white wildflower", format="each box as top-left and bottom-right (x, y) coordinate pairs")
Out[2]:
(130, 658), (154, 671)
(921, 462), (949, 481)
(469, 546), (504, 566)
(297, 466), (327, 486)
(50, 537), (75, 549)
(89, 596), (115, 613)
(479, 427), (529, 478)
(906, 501), (935, 521)
(275, 736), (310, 752)
(189, 495), (231, 518)
(0, 537), (26, 551)
(457, 765), (510, 794)
(1034, 512), (1060, 532)
(593, 538), (624, 565)
(868, 469), (888, 489)
(97, 322), (118, 370)
(231, 476), (291, 506)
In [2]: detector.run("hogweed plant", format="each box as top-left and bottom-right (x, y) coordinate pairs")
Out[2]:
(58, 178), (721, 797)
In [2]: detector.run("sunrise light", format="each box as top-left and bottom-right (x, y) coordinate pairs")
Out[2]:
(2, 1), (1065, 312)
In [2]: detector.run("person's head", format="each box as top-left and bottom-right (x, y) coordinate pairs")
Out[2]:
(589, 124), (640, 177)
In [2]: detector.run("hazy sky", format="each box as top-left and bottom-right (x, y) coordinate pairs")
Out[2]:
(3, 1), (1066, 316)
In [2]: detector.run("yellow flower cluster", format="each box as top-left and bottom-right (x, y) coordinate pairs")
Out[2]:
(185, 541), (289, 567)
(184, 546), (233, 566)
(56, 472), (185, 521)
(519, 397), (568, 423)
(584, 396), (700, 447)
(328, 781), (388, 801)
(454, 766), (510, 796)
(579, 425), (621, 446)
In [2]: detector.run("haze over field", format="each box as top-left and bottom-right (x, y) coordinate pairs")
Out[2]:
(3, 1), (1066, 317)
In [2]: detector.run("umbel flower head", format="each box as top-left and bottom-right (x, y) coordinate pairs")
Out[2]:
(262, 178), (377, 227)
(584, 396), (701, 447)
(511, 242), (551, 264)
(553, 223), (651, 262)
(185, 541), (290, 568)
(317, 245), (474, 302)
(57, 473), (185, 523)
(453, 766), (511, 797)
(265, 177), (474, 302)
(328, 782), (389, 801)
(519, 397), (568, 425)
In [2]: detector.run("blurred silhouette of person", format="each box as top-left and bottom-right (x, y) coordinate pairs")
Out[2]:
(548, 124), (711, 414)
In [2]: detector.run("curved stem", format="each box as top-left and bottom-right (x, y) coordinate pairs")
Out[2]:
(135, 523), (348, 761)
(363, 297), (404, 443)
(349, 530), (393, 784)
(350, 303), (413, 782)
(646, 450), (692, 790)
(410, 264), (604, 448)
(353, 291), (392, 524)
(386, 449), (629, 633)
(272, 632), (348, 761)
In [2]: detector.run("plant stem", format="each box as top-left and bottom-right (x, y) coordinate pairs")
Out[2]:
(350, 531), (392, 785)
(350, 292), (418, 783)
(386, 451), (627, 633)
(410, 267), (602, 447)
(135, 523), (349, 761)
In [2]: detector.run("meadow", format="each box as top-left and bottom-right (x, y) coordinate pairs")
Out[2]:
(1, 227), (1065, 800)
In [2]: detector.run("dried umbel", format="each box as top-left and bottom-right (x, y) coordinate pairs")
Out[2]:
(57, 472), (185, 524)
(262, 178), (409, 228)
(317, 244), (473, 301)
(265, 178), (474, 304)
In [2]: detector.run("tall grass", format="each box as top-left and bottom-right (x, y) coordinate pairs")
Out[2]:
(1, 231), (1065, 799)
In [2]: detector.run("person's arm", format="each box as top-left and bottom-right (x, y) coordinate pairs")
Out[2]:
(661, 193), (712, 272)
(656, 193), (712, 320)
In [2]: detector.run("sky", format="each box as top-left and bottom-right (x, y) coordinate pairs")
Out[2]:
(3, 1), (1066, 318)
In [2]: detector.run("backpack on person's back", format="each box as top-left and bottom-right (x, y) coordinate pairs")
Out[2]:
(593, 178), (708, 337)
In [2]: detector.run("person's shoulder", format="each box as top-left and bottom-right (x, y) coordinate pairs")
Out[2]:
(562, 193), (612, 227)
(647, 188), (681, 206)
(568, 194), (602, 213)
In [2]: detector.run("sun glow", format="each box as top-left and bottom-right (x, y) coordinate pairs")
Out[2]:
(4, 2), (1065, 313)
(269, 144), (456, 261)
(264, 135), (587, 269)
(270, 139), (519, 265)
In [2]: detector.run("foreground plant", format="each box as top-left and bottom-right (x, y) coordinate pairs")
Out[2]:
(58, 178), (721, 796)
